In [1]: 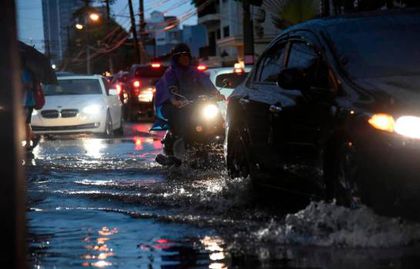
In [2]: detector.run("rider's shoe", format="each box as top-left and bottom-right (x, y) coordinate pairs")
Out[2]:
(155, 153), (182, 167)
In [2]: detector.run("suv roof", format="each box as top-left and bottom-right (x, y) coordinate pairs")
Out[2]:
(129, 64), (167, 78)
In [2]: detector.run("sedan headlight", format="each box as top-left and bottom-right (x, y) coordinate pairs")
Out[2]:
(82, 104), (102, 114)
(202, 104), (219, 120)
(369, 113), (420, 139)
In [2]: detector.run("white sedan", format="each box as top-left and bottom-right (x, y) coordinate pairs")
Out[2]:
(31, 75), (123, 136)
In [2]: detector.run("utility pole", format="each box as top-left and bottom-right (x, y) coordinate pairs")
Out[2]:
(0, 0), (27, 268)
(86, 24), (91, 74)
(139, 0), (145, 64)
(242, 0), (255, 65)
(321, 0), (331, 16)
(105, 0), (114, 73)
(128, 0), (141, 64)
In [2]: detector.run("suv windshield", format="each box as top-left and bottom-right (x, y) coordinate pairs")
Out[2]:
(44, 79), (103, 96)
(327, 14), (420, 80)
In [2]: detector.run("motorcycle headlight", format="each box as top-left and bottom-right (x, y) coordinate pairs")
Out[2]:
(202, 104), (219, 120)
(369, 113), (420, 139)
(83, 104), (102, 115)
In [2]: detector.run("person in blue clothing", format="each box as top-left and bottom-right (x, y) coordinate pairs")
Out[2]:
(21, 66), (40, 151)
(155, 43), (224, 138)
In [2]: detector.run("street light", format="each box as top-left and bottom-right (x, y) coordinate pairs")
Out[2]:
(75, 12), (101, 75)
(75, 23), (84, 30)
(89, 13), (100, 22)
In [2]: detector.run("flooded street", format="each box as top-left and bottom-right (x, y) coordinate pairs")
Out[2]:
(26, 123), (420, 269)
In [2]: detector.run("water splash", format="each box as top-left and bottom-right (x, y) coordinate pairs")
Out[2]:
(255, 201), (420, 248)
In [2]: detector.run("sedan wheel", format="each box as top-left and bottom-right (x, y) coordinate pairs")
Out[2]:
(227, 126), (249, 178)
(103, 111), (114, 138)
(326, 143), (363, 208)
(114, 115), (124, 137)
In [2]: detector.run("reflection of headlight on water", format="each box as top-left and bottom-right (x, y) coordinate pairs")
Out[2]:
(202, 104), (219, 120)
(83, 138), (107, 158)
(83, 104), (102, 114)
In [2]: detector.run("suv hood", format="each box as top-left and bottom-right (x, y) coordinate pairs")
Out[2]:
(355, 76), (420, 114)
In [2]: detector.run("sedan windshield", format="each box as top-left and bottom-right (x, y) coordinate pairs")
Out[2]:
(44, 79), (103, 96)
(327, 14), (420, 81)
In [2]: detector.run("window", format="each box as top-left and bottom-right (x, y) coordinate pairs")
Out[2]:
(286, 41), (328, 89)
(286, 42), (319, 70)
(216, 29), (221, 40)
(223, 26), (230, 38)
(102, 78), (111, 96)
(255, 44), (286, 83)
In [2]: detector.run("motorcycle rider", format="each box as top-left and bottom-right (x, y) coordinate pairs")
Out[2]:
(154, 43), (224, 164)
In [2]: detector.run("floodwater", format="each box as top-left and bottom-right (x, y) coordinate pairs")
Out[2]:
(26, 123), (420, 268)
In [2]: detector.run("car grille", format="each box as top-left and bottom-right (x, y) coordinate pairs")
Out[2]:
(41, 110), (59, 118)
(32, 123), (100, 131)
(61, 109), (79, 118)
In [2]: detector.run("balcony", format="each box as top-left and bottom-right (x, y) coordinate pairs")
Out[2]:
(198, 13), (220, 26)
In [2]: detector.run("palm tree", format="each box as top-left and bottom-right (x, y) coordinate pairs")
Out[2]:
(263, 0), (320, 29)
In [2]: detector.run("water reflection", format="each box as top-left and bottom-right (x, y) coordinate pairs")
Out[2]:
(201, 236), (228, 269)
(83, 139), (107, 158)
(82, 227), (117, 267)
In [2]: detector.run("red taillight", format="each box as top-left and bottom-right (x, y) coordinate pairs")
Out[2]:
(197, 64), (207, 71)
(151, 63), (161, 68)
(133, 80), (141, 88)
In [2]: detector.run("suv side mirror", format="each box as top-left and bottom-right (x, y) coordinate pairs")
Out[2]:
(276, 68), (310, 90)
(215, 73), (247, 89)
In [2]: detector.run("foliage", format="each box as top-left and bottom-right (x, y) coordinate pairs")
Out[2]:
(61, 16), (134, 74)
(271, 0), (319, 28)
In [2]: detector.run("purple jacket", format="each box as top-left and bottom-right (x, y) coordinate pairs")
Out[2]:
(155, 61), (217, 107)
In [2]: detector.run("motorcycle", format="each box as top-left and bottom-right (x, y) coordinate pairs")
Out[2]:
(152, 87), (225, 167)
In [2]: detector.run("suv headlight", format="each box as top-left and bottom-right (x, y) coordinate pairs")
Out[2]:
(369, 113), (420, 139)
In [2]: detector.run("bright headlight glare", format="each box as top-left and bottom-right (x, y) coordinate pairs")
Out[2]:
(83, 104), (102, 114)
(395, 116), (420, 139)
(202, 104), (219, 120)
(368, 113), (395, 132)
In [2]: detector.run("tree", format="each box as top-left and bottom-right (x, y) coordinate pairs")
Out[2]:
(61, 15), (134, 74)
(263, 0), (319, 29)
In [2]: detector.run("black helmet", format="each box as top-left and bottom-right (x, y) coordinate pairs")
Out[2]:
(171, 43), (191, 60)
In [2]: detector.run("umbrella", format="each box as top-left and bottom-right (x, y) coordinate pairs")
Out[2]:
(18, 41), (58, 85)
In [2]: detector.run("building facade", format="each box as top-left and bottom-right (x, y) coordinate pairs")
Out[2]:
(42, 0), (84, 65)
(197, 0), (281, 66)
(145, 11), (182, 57)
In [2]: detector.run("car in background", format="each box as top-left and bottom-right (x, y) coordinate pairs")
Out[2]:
(206, 65), (251, 97)
(111, 71), (130, 120)
(126, 63), (167, 121)
(32, 75), (123, 137)
(225, 9), (420, 220)
(205, 65), (251, 119)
